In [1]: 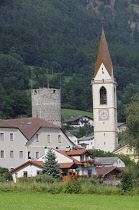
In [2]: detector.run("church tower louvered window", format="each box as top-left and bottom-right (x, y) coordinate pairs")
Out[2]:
(100, 86), (107, 104)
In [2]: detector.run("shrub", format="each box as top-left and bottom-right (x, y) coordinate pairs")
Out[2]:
(34, 174), (55, 184)
(0, 167), (13, 182)
(120, 171), (133, 192)
(48, 185), (63, 194)
(19, 177), (35, 183)
(65, 182), (81, 194)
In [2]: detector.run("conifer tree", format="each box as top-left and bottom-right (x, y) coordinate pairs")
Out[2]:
(42, 148), (62, 181)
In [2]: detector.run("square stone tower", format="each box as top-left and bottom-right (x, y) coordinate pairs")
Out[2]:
(32, 88), (61, 127)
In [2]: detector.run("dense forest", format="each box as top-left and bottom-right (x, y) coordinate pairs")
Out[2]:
(0, 0), (139, 121)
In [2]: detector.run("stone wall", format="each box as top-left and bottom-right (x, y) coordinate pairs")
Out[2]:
(32, 88), (61, 127)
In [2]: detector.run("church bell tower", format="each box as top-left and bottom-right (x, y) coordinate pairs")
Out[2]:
(92, 27), (118, 152)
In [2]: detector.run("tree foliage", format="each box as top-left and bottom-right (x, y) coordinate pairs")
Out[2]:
(119, 94), (139, 154)
(0, 167), (13, 182)
(41, 149), (62, 181)
(120, 171), (133, 192)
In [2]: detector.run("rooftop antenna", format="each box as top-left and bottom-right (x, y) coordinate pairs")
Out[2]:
(101, 17), (104, 29)
(47, 79), (49, 88)
(31, 68), (32, 90)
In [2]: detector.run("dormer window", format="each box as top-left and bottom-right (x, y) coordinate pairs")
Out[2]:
(100, 86), (107, 104)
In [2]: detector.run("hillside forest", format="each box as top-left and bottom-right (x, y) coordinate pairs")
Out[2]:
(0, 0), (139, 122)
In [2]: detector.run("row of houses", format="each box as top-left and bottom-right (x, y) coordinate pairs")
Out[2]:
(11, 148), (127, 183)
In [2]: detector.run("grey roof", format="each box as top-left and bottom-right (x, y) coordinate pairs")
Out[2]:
(94, 157), (119, 165)
(65, 132), (76, 138)
(117, 122), (125, 127)
(78, 134), (94, 141)
(63, 116), (93, 123)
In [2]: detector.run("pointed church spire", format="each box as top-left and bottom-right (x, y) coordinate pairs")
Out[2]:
(94, 25), (113, 77)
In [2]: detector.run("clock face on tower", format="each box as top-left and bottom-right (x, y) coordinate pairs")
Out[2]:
(99, 109), (109, 120)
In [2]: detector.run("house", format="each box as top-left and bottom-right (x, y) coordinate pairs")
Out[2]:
(117, 123), (126, 133)
(94, 157), (125, 167)
(39, 148), (97, 177)
(62, 116), (93, 127)
(0, 118), (75, 170)
(11, 161), (43, 182)
(11, 149), (99, 182)
(77, 134), (94, 149)
(96, 166), (128, 185)
(113, 145), (139, 163)
(10, 159), (79, 183)
(62, 149), (97, 176)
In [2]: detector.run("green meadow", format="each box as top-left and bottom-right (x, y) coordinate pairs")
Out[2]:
(0, 192), (138, 210)
(61, 109), (93, 121)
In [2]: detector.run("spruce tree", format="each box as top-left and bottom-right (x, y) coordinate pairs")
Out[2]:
(42, 148), (62, 181)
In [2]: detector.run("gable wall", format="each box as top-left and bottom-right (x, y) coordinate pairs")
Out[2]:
(27, 127), (74, 160)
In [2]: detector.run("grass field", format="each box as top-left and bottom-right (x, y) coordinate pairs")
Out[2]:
(0, 192), (138, 210)
(61, 109), (93, 121)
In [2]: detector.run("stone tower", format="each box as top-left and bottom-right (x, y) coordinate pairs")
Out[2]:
(32, 88), (61, 127)
(92, 27), (118, 152)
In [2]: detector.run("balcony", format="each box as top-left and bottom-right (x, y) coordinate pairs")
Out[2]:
(81, 159), (95, 168)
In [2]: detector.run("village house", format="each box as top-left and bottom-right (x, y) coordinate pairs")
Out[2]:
(62, 116), (93, 127)
(77, 134), (94, 149)
(113, 145), (139, 163)
(0, 118), (74, 170)
(94, 157), (125, 168)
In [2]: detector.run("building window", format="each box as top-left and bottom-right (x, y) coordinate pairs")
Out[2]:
(36, 134), (39, 142)
(36, 152), (39, 159)
(58, 135), (61, 143)
(10, 151), (14, 158)
(47, 135), (50, 143)
(0, 150), (4, 158)
(23, 171), (27, 177)
(37, 171), (40, 175)
(88, 170), (92, 177)
(0, 133), (4, 141)
(100, 86), (107, 104)
(19, 151), (23, 158)
(10, 133), (14, 141)
(28, 151), (31, 159)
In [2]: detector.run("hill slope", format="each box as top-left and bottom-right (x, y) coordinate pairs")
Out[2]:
(0, 0), (139, 121)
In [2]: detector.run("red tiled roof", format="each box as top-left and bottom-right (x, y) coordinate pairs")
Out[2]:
(10, 160), (78, 174)
(94, 28), (113, 77)
(10, 161), (43, 173)
(94, 161), (101, 165)
(58, 162), (77, 169)
(118, 167), (129, 172)
(0, 120), (17, 128)
(5, 118), (58, 140)
(66, 150), (90, 156)
(96, 166), (122, 177)
(58, 150), (82, 165)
